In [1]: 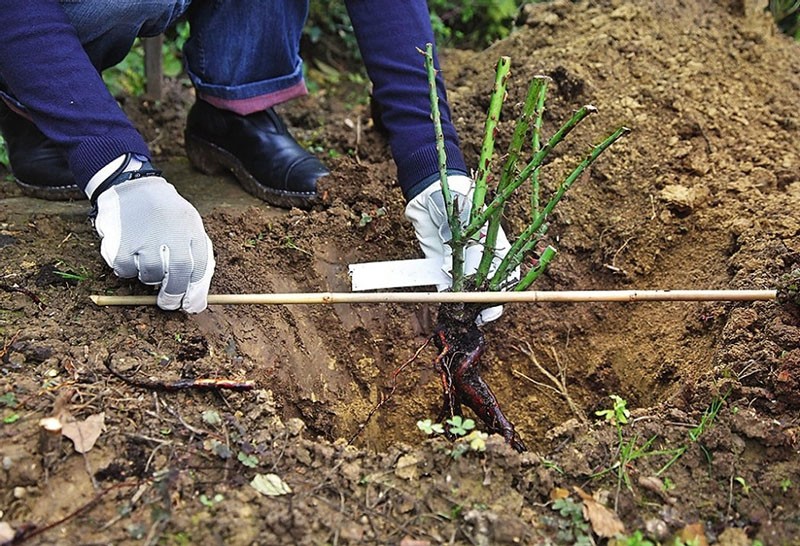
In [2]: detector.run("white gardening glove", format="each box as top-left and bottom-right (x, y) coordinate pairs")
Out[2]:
(405, 175), (519, 324)
(90, 163), (214, 313)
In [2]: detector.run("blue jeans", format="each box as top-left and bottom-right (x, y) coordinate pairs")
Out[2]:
(59, 0), (309, 113)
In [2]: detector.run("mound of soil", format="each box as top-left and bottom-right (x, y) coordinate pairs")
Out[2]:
(2, 0), (799, 543)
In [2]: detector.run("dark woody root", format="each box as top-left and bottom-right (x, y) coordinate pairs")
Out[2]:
(433, 302), (525, 452)
(347, 303), (525, 452)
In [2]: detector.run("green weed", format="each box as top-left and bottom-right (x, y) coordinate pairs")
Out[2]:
(656, 393), (727, 476)
(0, 135), (8, 168)
(417, 415), (488, 458)
(358, 207), (386, 227)
(614, 530), (655, 546)
(550, 497), (593, 545)
(242, 231), (265, 249)
(199, 493), (224, 508)
(237, 451), (259, 468)
(282, 236), (311, 256)
(596, 394), (630, 426)
(446, 415), (475, 436)
(416, 418), (444, 435)
(735, 476), (752, 496)
(1, 391), (19, 424)
(593, 395), (693, 507)
(53, 262), (92, 283)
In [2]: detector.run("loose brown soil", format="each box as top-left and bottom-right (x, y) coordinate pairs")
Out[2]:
(2, 0), (800, 544)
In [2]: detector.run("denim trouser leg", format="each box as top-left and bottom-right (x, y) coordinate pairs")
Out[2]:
(59, 0), (191, 71)
(60, 0), (309, 114)
(0, 1), (189, 111)
(184, 1), (310, 115)
(3, 1), (308, 117)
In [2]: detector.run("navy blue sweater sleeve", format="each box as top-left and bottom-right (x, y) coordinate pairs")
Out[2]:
(0, 0), (150, 189)
(345, 0), (469, 201)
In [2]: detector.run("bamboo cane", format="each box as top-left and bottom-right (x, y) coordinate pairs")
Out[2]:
(90, 290), (777, 307)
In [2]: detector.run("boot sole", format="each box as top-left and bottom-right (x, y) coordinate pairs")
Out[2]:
(185, 133), (319, 210)
(14, 178), (86, 201)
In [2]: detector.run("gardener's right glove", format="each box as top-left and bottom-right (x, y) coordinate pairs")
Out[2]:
(405, 174), (519, 325)
(88, 154), (215, 313)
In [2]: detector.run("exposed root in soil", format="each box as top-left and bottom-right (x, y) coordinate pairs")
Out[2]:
(513, 341), (587, 424)
(349, 302), (527, 452)
(4, 482), (138, 545)
(103, 354), (255, 392)
(347, 337), (432, 446)
(0, 282), (45, 309)
(0, 330), (21, 361)
(433, 303), (526, 452)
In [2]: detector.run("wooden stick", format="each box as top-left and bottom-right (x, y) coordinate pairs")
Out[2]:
(90, 289), (777, 307)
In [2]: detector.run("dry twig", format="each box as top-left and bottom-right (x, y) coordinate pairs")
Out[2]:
(103, 355), (255, 392)
(514, 341), (587, 424)
(347, 337), (432, 446)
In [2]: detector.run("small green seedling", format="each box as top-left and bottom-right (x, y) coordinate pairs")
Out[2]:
(237, 451), (259, 468)
(54, 268), (91, 283)
(199, 493), (224, 508)
(358, 207), (386, 227)
(615, 530), (655, 546)
(201, 409), (222, 427)
(550, 497), (592, 545)
(463, 430), (488, 452)
(417, 416), (487, 458)
(282, 236), (311, 256)
(446, 415), (476, 436)
(735, 476), (751, 496)
(780, 478), (793, 493)
(0, 392), (17, 407)
(243, 231), (265, 249)
(596, 394), (630, 426)
(417, 418), (445, 435)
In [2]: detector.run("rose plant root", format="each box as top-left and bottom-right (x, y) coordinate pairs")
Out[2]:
(433, 302), (526, 452)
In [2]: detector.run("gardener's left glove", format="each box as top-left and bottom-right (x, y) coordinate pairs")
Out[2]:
(88, 154), (215, 313)
(405, 175), (519, 325)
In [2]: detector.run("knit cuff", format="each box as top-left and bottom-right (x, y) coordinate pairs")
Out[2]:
(68, 133), (151, 190)
(396, 141), (469, 202)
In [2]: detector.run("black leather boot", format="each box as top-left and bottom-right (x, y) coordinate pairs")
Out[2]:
(184, 100), (328, 210)
(0, 101), (84, 200)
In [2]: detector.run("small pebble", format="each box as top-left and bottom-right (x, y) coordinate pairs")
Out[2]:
(645, 518), (669, 540)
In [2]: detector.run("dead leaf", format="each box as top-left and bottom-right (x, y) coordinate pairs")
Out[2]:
(549, 487), (570, 501)
(574, 487), (625, 538)
(61, 412), (105, 454)
(250, 473), (292, 496)
(679, 522), (709, 546)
